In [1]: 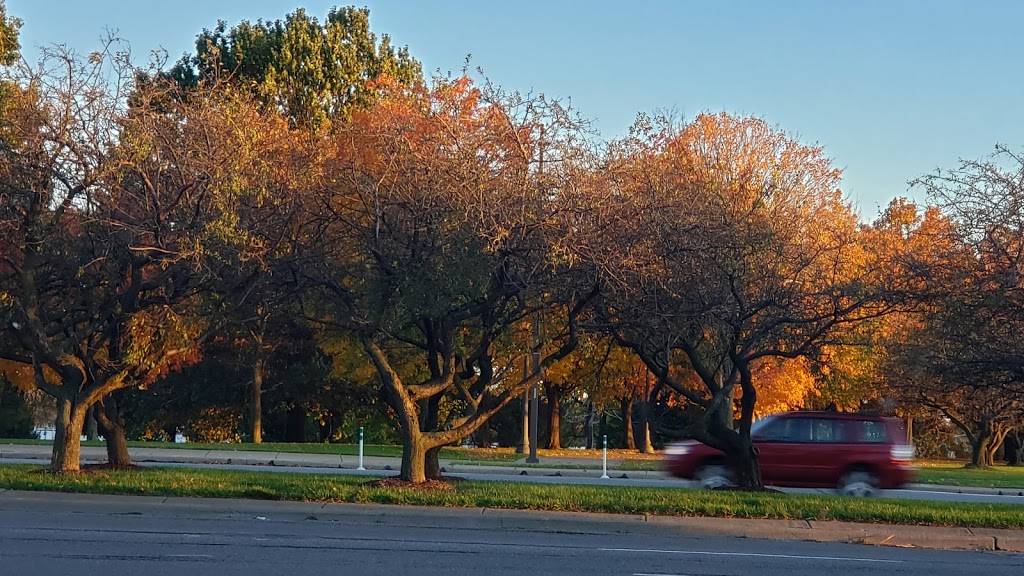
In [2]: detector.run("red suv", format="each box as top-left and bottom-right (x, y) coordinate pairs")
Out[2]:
(664, 411), (915, 495)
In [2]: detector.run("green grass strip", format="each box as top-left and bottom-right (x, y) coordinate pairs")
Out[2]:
(0, 439), (520, 462)
(915, 463), (1024, 490)
(1, 464), (1022, 529)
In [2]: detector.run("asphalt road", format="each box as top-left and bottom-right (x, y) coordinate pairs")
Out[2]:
(0, 490), (1021, 576)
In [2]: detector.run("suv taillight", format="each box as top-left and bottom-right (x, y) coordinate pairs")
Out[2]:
(890, 444), (915, 462)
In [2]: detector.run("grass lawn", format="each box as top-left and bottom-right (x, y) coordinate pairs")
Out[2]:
(915, 460), (1024, 490)
(0, 439), (520, 462)
(1, 464), (1022, 529)
(1, 439), (663, 464)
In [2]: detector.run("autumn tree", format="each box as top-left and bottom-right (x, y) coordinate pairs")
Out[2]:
(165, 7), (422, 442)
(877, 158), (1024, 467)
(0, 42), (307, 472)
(295, 76), (595, 482)
(914, 146), (1024, 394)
(590, 113), (903, 488)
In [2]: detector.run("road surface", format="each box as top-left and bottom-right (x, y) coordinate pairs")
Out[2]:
(0, 490), (1022, 576)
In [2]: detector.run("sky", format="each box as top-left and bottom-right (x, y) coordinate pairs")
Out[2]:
(9, 0), (1022, 218)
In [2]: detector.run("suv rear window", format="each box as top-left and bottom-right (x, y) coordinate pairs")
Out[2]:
(858, 420), (889, 443)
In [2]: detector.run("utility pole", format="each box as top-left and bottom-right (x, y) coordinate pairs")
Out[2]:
(526, 127), (545, 465)
(527, 317), (541, 463)
(516, 357), (528, 454)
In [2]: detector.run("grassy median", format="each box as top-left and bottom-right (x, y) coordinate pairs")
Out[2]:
(1, 464), (1022, 529)
(915, 461), (1024, 490)
(0, 439), (520, 462)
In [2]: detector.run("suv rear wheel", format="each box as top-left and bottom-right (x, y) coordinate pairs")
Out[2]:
(695, 463), (735, 490)
(837, 470), (878, 497)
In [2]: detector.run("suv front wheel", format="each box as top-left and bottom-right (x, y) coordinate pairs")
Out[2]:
(695, 463), (735, 490)
(837, 470), (878, 497)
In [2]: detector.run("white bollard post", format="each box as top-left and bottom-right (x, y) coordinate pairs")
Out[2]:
(601, 434), (610, 479)
(357, 426), (366, 470)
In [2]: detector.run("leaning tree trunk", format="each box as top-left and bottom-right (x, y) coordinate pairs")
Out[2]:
(730, 439), (762, 489)
(51, 397), (87, 474)
(250, 358), (264, 444)
(985, 426), (1009, 468)
(621, 396), (635, 450)
(545, 383), (561, 450)
(94, 394), (131, 468)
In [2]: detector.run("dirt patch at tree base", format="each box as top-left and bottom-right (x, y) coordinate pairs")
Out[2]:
(366, 478), (458, 491)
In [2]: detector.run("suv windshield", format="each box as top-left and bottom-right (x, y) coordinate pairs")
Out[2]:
(751, 416), (777, 436)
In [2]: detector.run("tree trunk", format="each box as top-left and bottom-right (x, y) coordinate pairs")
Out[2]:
(730, 438), (762, 489)
(94, 394), (131, 468)
(621, 396), (635, 450)
(969, 423), (995, 468)
(1005, 431), (1022, 466)
(85, 407), (99, 442)
(545, 383), (561, 450)
(584, 401), (595, 449)
(425, 446), (442, 480)
(401, 429), (429, 483)
(639, 401), (653, 454)
(640, 370), (653, 454)
(986, 426), (1009, 468)
(51, 398), (86, 474)
(250, 358), (264, 444)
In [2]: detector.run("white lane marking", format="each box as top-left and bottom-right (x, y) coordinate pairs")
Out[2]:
(167, 554), (214, 559)
(602, 548), (902, 563)
(634, 573), (692, 576)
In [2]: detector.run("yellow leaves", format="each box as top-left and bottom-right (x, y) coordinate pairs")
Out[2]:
(742, 357), (817, 418)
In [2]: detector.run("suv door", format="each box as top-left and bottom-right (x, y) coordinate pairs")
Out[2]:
(754, 417), (811, 485)
(805, 417), (854, 484)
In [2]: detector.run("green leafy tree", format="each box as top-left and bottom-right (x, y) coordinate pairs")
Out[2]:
(172, 6), (421, 128)
(0, 374), (34, 438)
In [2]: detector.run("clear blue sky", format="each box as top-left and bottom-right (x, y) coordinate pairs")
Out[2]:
(9, 0), (1023, 217)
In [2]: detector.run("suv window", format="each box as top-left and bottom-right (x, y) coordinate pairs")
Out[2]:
(859, 420), (889, 443)
(756, 417), (849, 443)
(757, 418), (810, 442)
(810, 418), (839, 442)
